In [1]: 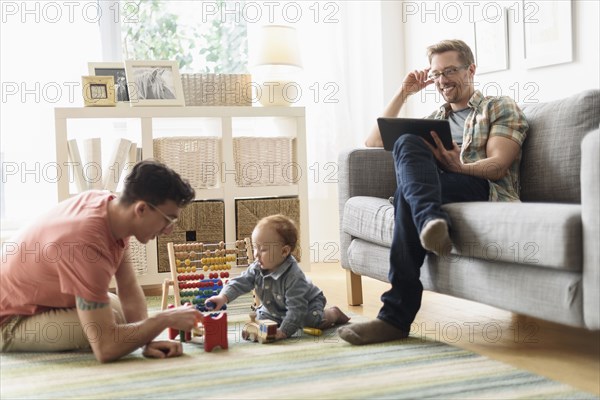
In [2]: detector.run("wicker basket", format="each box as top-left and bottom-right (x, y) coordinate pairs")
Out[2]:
(153, 136), (220, 190)
(236, 197), (301, 261)
(181, 73), (252, 106)
(157, 200), (225, 273)
(125, 237), (148, 275)
(233, 136), (296, 187)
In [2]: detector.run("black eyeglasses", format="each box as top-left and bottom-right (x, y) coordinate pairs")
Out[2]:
(147, 203), (178, 228)
(428, 65), (470, 81)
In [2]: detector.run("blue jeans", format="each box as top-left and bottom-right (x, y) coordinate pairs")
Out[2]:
(377, 134), (489, 332)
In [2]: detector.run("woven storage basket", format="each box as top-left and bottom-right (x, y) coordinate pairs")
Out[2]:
(125, 237), (148, 275)
(153, 136), (220, 190)
(236, 197), (301, 261)
(181, 73), (252, 106)
(157, 200), (225, 273)
(233, 136), (296, 187)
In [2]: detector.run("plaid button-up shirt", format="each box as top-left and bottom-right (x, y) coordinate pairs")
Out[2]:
(427, 90), (529, 201)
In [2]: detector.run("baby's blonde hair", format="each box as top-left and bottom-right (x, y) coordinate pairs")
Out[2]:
(255, 214), (298, 252)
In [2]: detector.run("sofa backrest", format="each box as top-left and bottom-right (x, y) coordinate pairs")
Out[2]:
(519, 89), (600, 203)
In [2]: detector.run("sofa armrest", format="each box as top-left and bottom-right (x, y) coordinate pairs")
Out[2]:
(581, 129), (600, 330)
(338, 148), (397, 202)
(338, 148), (397, 270)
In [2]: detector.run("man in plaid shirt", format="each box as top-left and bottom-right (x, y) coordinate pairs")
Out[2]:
(339, 39), (528, 345)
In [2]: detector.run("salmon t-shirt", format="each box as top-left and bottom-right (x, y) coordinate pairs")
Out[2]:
(0, 191), (127, 324)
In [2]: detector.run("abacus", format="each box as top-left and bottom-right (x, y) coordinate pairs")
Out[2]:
(161, 238), (254, 352)
(161, 238), (254, 311)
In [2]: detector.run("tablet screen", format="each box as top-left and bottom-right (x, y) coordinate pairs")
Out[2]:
(377, 118), (454, 151)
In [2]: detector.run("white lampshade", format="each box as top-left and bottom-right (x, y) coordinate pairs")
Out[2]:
(252, 25), (303, 68)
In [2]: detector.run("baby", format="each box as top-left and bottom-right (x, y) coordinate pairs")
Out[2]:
(206, 214), (349, 340)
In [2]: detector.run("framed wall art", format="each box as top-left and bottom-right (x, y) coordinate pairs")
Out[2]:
(88, 62), (130, 104)
(523, 0), (573, 69)
(473, 10), (509, 74)
(81, 75), (116, 107)
(124, 60), (185, 106)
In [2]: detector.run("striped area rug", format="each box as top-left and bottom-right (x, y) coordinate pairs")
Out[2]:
(1, 299), (597, 399)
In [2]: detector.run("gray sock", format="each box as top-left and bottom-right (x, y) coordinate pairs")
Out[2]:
(420, 218), (452, 256)
(338, 319), (408, 345)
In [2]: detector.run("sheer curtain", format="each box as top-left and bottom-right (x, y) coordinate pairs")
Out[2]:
(294, 2), (386, 258)
(0, 1), (102, 230)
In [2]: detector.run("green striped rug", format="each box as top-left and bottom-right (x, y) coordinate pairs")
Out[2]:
(1, 298), (597, 399)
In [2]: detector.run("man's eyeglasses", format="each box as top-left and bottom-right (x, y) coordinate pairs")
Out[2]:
(428, 65), (470, 81)
(148, 203), (178, 228)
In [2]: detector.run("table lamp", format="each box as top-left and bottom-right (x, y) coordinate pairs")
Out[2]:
(251, 25), (303, 106)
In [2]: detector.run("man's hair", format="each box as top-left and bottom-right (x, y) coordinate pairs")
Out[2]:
(120, 159), (195, 206)
(427, 39), (475, 66)
(256, 214), (298, 252)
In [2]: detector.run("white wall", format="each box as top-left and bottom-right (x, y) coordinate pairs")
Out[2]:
(385, 0), (600, 117)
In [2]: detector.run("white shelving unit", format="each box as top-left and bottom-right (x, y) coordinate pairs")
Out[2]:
(54, 106), (310, 287)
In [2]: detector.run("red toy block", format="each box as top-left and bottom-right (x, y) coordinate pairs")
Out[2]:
(167, 304), (178, 340)
(199, 313), (228, 352)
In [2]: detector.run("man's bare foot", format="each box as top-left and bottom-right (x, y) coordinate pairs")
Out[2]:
(319, 306), (351, 329)
(338, 318), (408, 345)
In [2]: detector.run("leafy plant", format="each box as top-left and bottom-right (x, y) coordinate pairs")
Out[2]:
(121, 0), (248, 73)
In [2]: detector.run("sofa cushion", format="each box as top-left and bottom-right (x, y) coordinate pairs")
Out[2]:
(519, 89), (600, 203)
(445, 202), (582, 271)
(343, 197), (582, 271)
(343, 196), (394, 248)
(347, 239), (392, 282)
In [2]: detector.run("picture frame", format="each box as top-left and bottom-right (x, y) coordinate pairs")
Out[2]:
(473, 10), (509, 74)
(523, 0), (573, 69)
(81, 76), (116, 107)
(88, 62), (130, 104)
(124, 60), (185, 107)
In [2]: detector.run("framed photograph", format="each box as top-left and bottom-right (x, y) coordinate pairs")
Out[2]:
(88, 62), (130, 104)
(523, 0), (573, 69)
(473, 11), (509, 74)
(81, 76), (116, 107)
(124, 60), (185, 106)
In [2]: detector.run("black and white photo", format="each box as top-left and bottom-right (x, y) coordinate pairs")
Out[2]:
(88, 62), (130, 103)
(125, 60), (185, 106)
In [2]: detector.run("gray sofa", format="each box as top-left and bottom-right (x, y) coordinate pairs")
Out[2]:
(338, 89), (600, 330)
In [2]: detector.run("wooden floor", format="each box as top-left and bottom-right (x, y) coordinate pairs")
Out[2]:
(307, 263), (600, 395)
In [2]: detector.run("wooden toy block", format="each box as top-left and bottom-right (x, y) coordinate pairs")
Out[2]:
(242, 312), (278, 344)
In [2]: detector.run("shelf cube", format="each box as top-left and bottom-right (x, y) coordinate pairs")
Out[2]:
(157, 200), (225, 273)
(235, 197), (302, 261)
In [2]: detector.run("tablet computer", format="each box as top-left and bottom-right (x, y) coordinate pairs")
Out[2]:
(377, 118), (454, 151)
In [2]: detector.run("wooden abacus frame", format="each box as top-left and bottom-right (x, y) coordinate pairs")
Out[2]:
(161, 238), (254, 310)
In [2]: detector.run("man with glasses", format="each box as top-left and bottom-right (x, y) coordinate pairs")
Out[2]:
(339, 39), (528, 345)
(1, 160), (202, 362)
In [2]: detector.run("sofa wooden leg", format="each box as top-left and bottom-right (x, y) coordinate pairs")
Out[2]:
(346, 270), (363, 306)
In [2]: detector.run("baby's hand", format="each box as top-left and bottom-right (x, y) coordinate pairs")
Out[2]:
(205, 294), (227, 310)
(275, 329), (288, 340)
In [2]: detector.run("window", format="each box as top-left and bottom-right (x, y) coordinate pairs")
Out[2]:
(0, 0), (250, 232)
(120, 0), (248, 73)
(0, 2), (102, 229)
